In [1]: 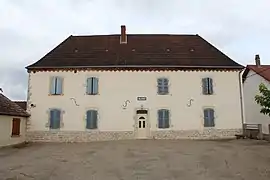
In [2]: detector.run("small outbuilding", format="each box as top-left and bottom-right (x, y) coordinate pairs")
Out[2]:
(0, 93), (30, 147)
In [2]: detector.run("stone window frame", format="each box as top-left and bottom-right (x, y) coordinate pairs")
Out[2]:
(157, 76), (171, 95)
(84, 74), (100, 96)
(157, 108), (172, 130)
(201, 106), (217, 128)
(48, 76), (65, 96)
(201, 74), (216, 96)
(46, 108), (65, 130)
(84, 107), (100, 131)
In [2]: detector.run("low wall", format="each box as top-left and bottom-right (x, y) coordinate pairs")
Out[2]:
(26, 129), (242, 142)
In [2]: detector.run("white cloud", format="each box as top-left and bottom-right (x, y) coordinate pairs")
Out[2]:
(0, 0), (270, 99)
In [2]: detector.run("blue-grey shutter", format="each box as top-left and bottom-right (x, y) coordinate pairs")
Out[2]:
(56, 77), (63, 95)
(50, 109), (60, 129)
(86, 78), (92, 94)
(157, 79), (163, 94)
(204, 108), (215, 127)
(158, 110), (163, 128)
(209, 109), (215, 127)
(208, 78), (213, 95)
(202, 78), (208, 95)
(204, 109), (210, 127)
(86, 110), (92, 129)
(163, 79), (169, 94)
(158, 78), (169, 94)
(93, 78), (99, 95)
(50, 77), (56, 94)
(86, 110), (98, 129)
(92, 110), (97, 128)
(164, 110), (170, 128)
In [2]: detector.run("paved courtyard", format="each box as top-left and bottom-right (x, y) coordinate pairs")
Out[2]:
(0, 140), (270, 180)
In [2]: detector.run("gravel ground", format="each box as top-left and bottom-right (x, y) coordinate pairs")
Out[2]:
(0, 139), (270, 180)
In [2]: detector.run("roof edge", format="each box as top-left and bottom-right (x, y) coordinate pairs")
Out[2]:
(0, 112), (30, 117)
(25, 35), (73, 69)
(27, 65), (244, 69)
(197, 35), (243, 67)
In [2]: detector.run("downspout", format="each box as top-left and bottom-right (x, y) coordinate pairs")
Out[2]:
(238, 69), (245, 131)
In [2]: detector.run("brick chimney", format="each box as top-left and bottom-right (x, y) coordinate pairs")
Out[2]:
(120, 25), (127, 44)
(255, 54), (261, 66)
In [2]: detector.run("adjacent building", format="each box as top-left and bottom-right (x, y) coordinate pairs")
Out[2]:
(243, 55), (270, 135)
(0, 93), (29, 147)
(25, 26), (244, 142)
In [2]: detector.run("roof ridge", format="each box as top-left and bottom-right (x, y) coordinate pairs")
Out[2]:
(71, 34), (198, 37)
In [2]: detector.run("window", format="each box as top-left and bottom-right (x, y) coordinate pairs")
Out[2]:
(12, 118), (21, 136)
(86, 110), (98, 129)
(202, 77), (213, 95)
(86, 77), (99, 95)
(157, 78), (169, 95)
(50, 77), (63, 95)
(158, 109), (170, 129)
(204, 108), (215, 127)
(49, 109), (61, 129)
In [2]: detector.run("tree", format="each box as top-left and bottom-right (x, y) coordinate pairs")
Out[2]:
(255, 83), (270, 116)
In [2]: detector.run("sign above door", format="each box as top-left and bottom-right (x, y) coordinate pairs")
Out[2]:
(137, 96), (147, 101)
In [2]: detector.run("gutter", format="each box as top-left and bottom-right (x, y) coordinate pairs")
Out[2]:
(238, 69), (245, 131)
(26, 65), (244, 69)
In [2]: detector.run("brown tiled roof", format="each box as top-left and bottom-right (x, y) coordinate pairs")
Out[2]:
(243, 65), (270, 82)
(26, 34), (243, 70)
(0, 94), (29, 117)
(13, 101), (27, 110)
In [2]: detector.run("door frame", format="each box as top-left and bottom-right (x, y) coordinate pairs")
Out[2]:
(134, 107), (151, 139)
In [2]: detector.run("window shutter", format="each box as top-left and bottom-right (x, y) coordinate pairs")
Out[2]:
(157, 79), (163, 94)
(50, 109), (61, 129)
(208, 78), (213, 94)
(163, 79), (169, 94)
(86, 78), (92, 94)
(164, 110), (170, 128)
(209, 109), (215, 126)
(204, 108), (215, 127)
(50, 77), (56, 94)
(12, 118), (21, 136)
(86, 110), (98, 129)
(202, 78), (208, 95)
(86, 110), (92, 129)
(55, 77), (63, 95)
(93, 78), (99, 95)
(204, 109), (210, 127)
(157, 78), (169, 95)
(92, 110), (98, 129)
(158, 110), (163, 128)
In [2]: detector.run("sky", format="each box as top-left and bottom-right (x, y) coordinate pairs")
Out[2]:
(0, 0), (270, 100)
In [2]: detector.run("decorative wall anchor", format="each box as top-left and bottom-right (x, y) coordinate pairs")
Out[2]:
(70, 98), (80, 106)
(187, 99), (194, 107)
(122, 100), (131, 109)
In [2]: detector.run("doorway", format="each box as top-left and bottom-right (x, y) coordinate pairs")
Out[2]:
(135, 109), (149, 139)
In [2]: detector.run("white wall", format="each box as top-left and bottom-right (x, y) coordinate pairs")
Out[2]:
(0, 115), (26, 147)
(27, 70), (243, 132)
(243, 70), (270, 134)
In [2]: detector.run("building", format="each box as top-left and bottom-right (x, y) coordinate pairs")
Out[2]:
(25, 25), (244, 142)
(0, 93), (29, 147)
(243, 55), (270, 135)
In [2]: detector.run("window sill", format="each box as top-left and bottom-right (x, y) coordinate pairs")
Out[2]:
(85, 129), (99, 131)
(85, 94), (99, 96)
(157, 128), (171, 130)
(11, 135), (21, 138)
(48, 94), (64, 96)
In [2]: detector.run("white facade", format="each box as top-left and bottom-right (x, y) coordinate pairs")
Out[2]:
(0, 115), (27, 147)
(243, 70), (270, 134)
(27, 70), (243, 141)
